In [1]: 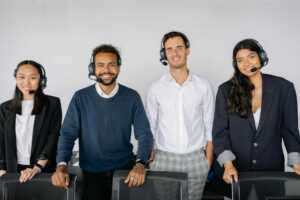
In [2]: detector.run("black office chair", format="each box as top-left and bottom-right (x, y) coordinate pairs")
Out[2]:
(231, 172), (300, 200)
(112, 170), (188, 200)
(0, 173), (79, 200)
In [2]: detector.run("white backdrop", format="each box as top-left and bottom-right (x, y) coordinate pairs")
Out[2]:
(1, 0), (300, 170)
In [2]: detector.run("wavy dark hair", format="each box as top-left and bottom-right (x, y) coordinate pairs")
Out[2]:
(10, 60), (47, 115)
(227, 39), (264, 118)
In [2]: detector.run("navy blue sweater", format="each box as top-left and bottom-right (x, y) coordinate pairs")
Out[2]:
(56, 84), (153, 172)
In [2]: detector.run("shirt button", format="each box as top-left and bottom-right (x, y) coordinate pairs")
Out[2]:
(253, 142), (258, 147)
(252, 160), (257, 164)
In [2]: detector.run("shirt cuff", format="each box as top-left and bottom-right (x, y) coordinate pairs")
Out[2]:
(205, 131), (212, 142)
(57, 161), (67, 167)
(217, 150), (236, 167)
(288, 152), (300, 166)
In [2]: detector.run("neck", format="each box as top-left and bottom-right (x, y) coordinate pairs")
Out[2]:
(98, 82), (117, 95)
(249, 72), (262, 89)
(169, 65), (189, 85)
(23, 94), (34, 100)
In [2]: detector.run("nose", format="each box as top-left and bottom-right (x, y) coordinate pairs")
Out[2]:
(24, 77), (31, 86)
(242, 58), (251, 67)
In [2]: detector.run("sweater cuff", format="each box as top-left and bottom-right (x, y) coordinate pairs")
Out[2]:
(217, 150), (236, 167)
(288, 152), (300, 166)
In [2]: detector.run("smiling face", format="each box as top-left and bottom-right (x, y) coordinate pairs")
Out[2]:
(94, 52), (120, 86)
(235, 48), (262, 77)
(164, 36), (190, 69)
(15, 64), (41, 98)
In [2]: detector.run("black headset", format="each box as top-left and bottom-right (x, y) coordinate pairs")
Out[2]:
(14, 60), (47, 89)
(88, 50), (122, 80)
(159, 31), (190, 66)
(253, 39), (269, 66)
(233, 38), (269, 69)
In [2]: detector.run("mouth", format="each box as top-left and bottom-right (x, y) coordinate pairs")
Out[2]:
(171, 56), (181, 63)
(100, 74), (115, 79)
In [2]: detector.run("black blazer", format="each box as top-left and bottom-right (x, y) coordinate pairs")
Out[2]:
(0, 95), (62, 172)
(213, 74), (300, 172)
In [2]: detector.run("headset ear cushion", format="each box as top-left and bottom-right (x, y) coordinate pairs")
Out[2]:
(259, 51), (269, 66)
(160, 48), (168, 65)
(160, 48), (165, 60)
(88, 62), (95, 76)
(14, 69), (17, 77)
(41, 75), (47, 89)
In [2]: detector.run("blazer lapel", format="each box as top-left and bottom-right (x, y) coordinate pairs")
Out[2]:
(7, 114), (17, 159)
(247, 113), (256, 132)
(31, 106), (45, 156)
(255, 74), (274, 137)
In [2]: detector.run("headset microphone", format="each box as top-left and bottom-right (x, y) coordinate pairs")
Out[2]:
(29, 90), (35, 94)
(160, 57), (168, 66)
(250, 67), (258, 72)
(250, 64), (264, 72)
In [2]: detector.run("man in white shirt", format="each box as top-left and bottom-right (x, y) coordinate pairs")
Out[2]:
(146, 31), (214, 200)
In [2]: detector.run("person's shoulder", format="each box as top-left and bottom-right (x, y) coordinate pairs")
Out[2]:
(191, 74), (213, 87)
(0, 99), (13, 112)
(118, 84), (140, 97)
(217, 80), (232, 94)
(263, 73), (294, 88)
(73, 84), (95, 97)
(44, 95), (61, 107)
(148, 74), (169, 91)
(44, 95), (60, 102)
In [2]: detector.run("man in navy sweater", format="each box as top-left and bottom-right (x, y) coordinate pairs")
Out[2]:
(51, 44), (153, 200)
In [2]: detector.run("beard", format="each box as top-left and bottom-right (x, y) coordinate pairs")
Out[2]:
(95, 73), (118, 86)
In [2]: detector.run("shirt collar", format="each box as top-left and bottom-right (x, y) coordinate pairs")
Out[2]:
(95, 83), (119, 98)
(165, 70), (193, 85)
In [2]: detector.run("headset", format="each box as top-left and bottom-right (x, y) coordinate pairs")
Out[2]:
(14, 60), (47, 89)
(88, 46), (122, 80)
(233, 38), (269, 69)
(159, 31), (190, 66)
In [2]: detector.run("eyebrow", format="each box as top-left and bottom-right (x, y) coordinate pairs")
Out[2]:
(16, 73), (39, 76)
(236, 52), (257, 60)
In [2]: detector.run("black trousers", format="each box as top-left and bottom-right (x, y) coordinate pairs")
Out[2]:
(82, 160), (135, 200)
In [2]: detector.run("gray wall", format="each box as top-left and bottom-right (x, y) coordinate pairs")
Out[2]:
(1, 0), (300, 170)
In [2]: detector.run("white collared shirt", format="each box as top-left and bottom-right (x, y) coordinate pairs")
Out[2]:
(95, 83), (119, 98)
(15, 100), (35, 165)
(146, 72), (215, 154)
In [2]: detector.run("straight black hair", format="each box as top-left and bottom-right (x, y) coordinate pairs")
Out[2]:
(10, 60), (47, 115)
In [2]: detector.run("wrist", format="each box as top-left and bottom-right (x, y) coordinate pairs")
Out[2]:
(33, 165), (42, 174)
(56, 165), (68, 173)
(35, 163), (44, 170)
(224, 161), (234, 169)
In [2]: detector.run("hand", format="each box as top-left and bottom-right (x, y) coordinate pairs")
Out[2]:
(293, 164), (300, 175)
(0, 170), (7, 177)
(124, 163), (146, 187)
(51, 165), (70, 189)
(223, 161), (238, 184)
(148, 150), (155, 163)
(19, 166), (41, 183)
(206, 158), (213, 169)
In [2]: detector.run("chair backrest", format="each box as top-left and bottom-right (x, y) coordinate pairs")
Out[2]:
(112, 170), (188, 200)
(0, 173), (78, 200)
(232, 172), (300, 200)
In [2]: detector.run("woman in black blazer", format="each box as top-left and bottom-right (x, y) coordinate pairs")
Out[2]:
(0, 60), (62, 182)
(213, 39), (300, 185)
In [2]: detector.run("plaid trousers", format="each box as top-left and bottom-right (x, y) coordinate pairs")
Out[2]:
(150, 149), (209, 200)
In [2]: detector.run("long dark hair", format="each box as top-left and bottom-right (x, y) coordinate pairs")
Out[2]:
(227, 39), (264, 118)
(10, 60), (47, 115)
